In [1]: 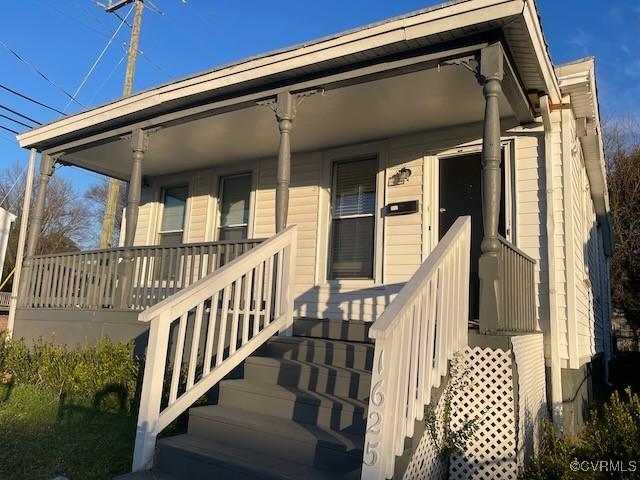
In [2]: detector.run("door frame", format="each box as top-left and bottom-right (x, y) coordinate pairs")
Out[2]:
(426, 139), (516, 246)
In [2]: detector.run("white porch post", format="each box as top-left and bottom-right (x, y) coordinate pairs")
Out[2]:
(16, 153), (54, 312)
(6, 148), (37, 336)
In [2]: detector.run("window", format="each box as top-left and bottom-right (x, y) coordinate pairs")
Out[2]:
(218, 174), (252, 241)
(159, 185), (188, 246)
(329, 158), (377, 279)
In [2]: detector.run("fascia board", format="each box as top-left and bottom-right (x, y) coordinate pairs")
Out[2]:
(18, 0), (531, 149)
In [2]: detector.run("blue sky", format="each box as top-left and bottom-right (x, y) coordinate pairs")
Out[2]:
(1, 0), (638, 207)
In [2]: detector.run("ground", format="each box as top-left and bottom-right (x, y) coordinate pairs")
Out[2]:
(0, 384), (136, 480)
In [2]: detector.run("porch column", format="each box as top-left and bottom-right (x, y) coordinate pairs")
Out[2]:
(118, 129), (148, 308)
(18, 153), (54, 309)
(478, 43), (504, 333)
(25, 154), (55, 259)
(124, 129), (148, 247)
(275, 92), (295, 233)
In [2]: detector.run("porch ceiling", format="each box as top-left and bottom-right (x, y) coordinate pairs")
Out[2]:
(62, 65), (515, 179)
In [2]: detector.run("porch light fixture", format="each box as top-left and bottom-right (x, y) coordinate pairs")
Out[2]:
(390, 167), (412, 186)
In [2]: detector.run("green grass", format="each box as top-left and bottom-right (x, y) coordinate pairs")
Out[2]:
(0, 383), (137, 480)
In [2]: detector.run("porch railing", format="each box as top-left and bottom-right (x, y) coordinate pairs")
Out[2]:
(132, 225), (297, 471)
(361, 216), (471, 480)
(497, 236), (537, 332)
(0, 292), (10, 309)
(479, 236), (537, 333)
(19, 239), (264, 311)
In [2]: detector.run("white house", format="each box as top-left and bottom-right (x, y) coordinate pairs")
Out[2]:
(12, 1), (612, 478)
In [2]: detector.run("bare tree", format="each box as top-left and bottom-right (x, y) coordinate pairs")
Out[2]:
(0, 163), (94, 290)
(84, 178), (127, 247)
(604, 117), (640, 327)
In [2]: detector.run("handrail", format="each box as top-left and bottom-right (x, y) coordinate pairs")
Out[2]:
(361, 216), (471, 480)
(132, 225), (297, 471)
(20, 238), (263, 311)
(28, 238), (266, 260)
(497, 234), (536, 263)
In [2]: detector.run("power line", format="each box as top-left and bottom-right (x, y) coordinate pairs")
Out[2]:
(0, 132), (16, 144)
(0, 105), (42, 125)
(0, 84), (65, 115)
(0, 113), (32, 129)
(0, 40), (84, 107)
(0, 124), (18, 135)
(63, 5), (134, 112)
(0, 166), (26, 209)
(88, 53), (126, 104)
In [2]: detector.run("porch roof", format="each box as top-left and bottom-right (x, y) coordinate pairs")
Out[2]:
(17, 0), (559, 157)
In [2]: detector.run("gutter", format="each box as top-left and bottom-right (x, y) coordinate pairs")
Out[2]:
(540, 95), (563, 433)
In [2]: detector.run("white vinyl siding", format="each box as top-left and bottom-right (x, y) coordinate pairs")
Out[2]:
(129, 122), (609, 337)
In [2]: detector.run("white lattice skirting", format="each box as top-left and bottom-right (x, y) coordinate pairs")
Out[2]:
(402, 334), (547, 480)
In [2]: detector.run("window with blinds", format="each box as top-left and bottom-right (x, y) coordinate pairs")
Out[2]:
(218, 173), (252, 241)
(329, 158), (377, 279)
(159, 185), (188, 246)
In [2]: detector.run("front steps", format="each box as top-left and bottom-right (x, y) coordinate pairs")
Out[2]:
(119, 318), (373, 480)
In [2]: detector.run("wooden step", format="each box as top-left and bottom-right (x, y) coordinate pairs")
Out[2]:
(218, 378), (368, 434)
(156, 434), (350, 480)
(292, 317), (373, 343)
(187, 405), (363, 476)
(258, 336), (374, 370)
(243, 355), (372, 400)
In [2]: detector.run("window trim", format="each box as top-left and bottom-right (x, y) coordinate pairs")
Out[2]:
(316, 141), (387, 287)
(216, 171), (254, 241)
(328, 156), (378, 280)
(157, 183), (190, 244)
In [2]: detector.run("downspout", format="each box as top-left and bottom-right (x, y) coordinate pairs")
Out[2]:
(540, 95), (563, 433)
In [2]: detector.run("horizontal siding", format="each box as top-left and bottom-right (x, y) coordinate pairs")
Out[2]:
(254, 152), (322, 313)
(186, 170), (213, 243)
(384, 148), (425, 285)
(131, 122), (578, 329)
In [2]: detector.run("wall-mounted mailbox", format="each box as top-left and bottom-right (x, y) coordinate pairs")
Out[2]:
(385, 200), (419, 216)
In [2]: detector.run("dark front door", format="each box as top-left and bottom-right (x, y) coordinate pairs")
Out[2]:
(439, 152), (505, 320)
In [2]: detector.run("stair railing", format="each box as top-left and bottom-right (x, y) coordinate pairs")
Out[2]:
(361, 216), (471, 480)
(132, 225), (297, 471)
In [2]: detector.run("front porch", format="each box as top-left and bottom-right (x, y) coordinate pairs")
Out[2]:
(14, 40), (537, 340)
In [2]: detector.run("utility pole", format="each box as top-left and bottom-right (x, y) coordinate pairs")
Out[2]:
(100, 0), (144, 248)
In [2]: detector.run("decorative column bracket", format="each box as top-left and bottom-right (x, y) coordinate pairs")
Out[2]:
(256, 88), (322, 233)
(476, 42), (505, 334)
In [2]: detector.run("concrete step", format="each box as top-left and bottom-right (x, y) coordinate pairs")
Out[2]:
(258, 336), (374, 370)
(187, 405), (363, 475)
(156, 434), (352, 480)
(292, 318), (373, 343)
(244, 355), (372, 400)
(218, 378), (368, 434)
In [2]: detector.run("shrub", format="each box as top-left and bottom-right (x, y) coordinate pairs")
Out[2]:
(425, 352), (483, 462)
(581, 388), (640, 463)
(0, 334), (138, 411)
(524, 389), (640, 480)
